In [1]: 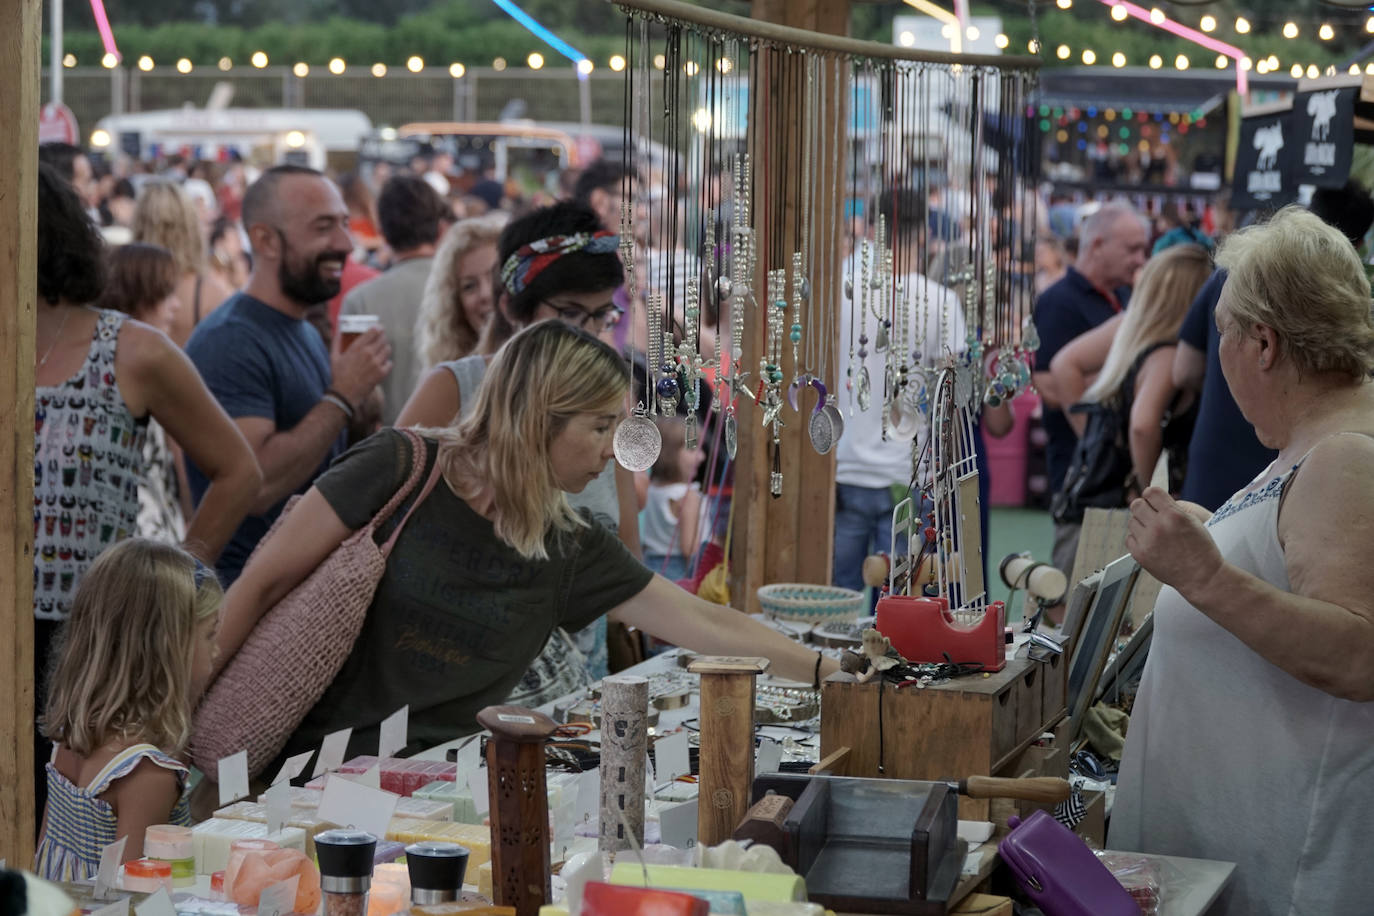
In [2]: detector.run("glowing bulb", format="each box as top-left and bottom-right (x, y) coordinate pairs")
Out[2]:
(90, 129), (111, 148)
(1255, 60), (1267, 74)
(1082, 49), (1096, 65)
(1325, 64), (1336, 76)
(285, 130), (306, 149)
(1368, 16), (1374, 33)
(653, 54), (665, 70)
(1215, 55), (1228, 69)
(683, 61), (699, 76)
(1240, 57), (1253, 71)
(526, 52), (544, 70)
(1057, 129), (1069, 143)
(137, 55), (154, 71)
(577, 58), (593, 75)
(994, 34), (1009, 49)
(1112, 52), (1126, 68)
(1105, 108), (1116, 121)
(1235, 17), (1250, 34)
(941, 23), (955, 39)
(692, 107), (712, 133)
(1306, 64), (1319, 79)
(1367, 63), (1374, 75)
(1351, 64), (1362, 75)
(176, 57), (192, 73)
(251, 51), (268, 68)
(1111, 4), (1127, 20)
(1056, 0), (1072, 9)
(966, 26), (980, 40)
(1175, 54), (1189, 70)
(407, 56), (424, 72)
(1318, 24), (1334, 40)
(371, 63), (387, 77)
(492, 57), (507, 71)
(62, 53), (76, 68)
(102, 52), (119, 68)
(1148, 54), (1162, 69)
(292, 62), (309, 77)
(449, 62), (466, 78)
(1290, 63), (1303, 78)
(218, 57), (232, 71)
(1056, 44), (1071, 60)
(716, 58), (733, 73)
(1028, 39), (1042, 53)
(1097, 124), (1109, 138)
(1267, 55), (1278, 68)
(329, 58), (346, 74)
(1149, 8), (1165, 24)
(610, 55), (627, 72)
(1282, 22), (1298, 39)
(1200, 15), (1216, 32)
(899, 30), (915, 47)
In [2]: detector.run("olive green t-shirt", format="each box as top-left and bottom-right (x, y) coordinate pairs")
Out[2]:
(282, 429), (653, 761)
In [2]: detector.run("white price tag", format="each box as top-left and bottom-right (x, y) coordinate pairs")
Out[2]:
(217, 749), (250, 806)
(271, 750), (315, 786)
(468, 767), (490, 817)
(655, 731), (690, 783)
(93, 836), (127, 900)
(755, 737), (782, 775)
(133, 888), (176, 916)
(378, 705), (409, 760)
(575, 768), (600, 826)
(314, 727), (353, 777)
(659, 799), (699, 849)
(454, 738), (481, 777)
(263, 778), (291, 834)
(318, 774), (399, 839)
(257, 874), (299, 916)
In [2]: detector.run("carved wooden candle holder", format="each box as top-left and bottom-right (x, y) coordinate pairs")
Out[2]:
(476, 704), (557, 916)
(686, 656), (769, 847)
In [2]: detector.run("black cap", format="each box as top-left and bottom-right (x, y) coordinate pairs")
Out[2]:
(315, 829), (378, 879)
(406, 842), (470, 892)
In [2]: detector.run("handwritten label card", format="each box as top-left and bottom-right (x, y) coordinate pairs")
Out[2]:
(263, 778), (292, 834)
(378, 705), (409, 760)
(314, 727), (353, 777)
(258, 875), (299, 916)
(272, 750), (315, 786)
(318, 774), (399, 839)
(93, 836), (127, 900)
(218, 749), (250, 806)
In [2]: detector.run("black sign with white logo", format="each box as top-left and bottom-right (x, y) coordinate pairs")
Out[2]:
(1231, 111), (1297, 211)
(1292, 88), (1355, 188)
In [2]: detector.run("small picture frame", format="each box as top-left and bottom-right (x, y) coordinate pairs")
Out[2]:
(1064, 554), (1141, 744)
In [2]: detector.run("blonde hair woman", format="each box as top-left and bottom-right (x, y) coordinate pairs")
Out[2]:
(132, 180), (234, 347)
(1114, 206), (1374, 915)
(36, 539), (222, 879)
(215, 321), (837, 766)
(1049, 243), (1212, 489)
(415, 213), (508, 370)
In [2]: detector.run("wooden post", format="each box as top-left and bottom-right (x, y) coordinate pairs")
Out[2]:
(476, 705), (557, 916)
(598, 675), (649, 854)
(0, 0), (40, 865)
(688, 656), (768, 846)
(732, 0), (852, 612)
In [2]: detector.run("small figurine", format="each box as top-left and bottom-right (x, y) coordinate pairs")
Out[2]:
(847, 628), (905, 683)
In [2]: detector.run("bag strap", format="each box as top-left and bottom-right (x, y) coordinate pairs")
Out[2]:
(378, 433), (447, 556)
(356, 428), (431, 537)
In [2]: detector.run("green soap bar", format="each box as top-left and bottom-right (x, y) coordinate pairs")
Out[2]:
(609, 863), (806, 902)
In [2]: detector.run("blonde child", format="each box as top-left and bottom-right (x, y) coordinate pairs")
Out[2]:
(641, 418), (706, 582)
(35, 538), (221, 880)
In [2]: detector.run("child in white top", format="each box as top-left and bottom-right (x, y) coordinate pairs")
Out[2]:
(641, 417), (705, 581)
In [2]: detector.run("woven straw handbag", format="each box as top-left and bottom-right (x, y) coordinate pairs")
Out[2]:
(191, 429), (443, 779)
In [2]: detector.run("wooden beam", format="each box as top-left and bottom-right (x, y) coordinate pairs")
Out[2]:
(732, 0), (849, 612)
(0, 0), (41, 865)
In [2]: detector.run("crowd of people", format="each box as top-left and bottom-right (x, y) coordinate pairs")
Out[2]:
(25, 135), (1374, 913)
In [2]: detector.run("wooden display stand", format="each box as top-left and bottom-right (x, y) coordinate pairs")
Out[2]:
(687, 656), (769, 847)
(476, 705), (557, 916)
(818, 650), (1066, 819)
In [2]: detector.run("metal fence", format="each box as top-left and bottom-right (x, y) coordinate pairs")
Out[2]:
(43, 65), (645, 145)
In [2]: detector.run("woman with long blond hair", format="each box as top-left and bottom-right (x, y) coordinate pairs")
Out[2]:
(1050, 242), (1213, 492)
(36, 539), (222, 878)
(132, 180), (234, 347)
(214, 321), (838, 768)
(415, 213), (507, 370)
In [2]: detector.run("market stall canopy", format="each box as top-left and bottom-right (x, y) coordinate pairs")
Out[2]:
(1036, 67), (1299, 116)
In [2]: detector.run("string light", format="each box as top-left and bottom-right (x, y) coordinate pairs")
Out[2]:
(1282, 22), (1298, 39)
(1214, 54), (1227, 69)
(1239, 56), (1252, 71)
(292, 62), (309, 77)
(684, 61), (700, 75)
(1267, 55), (1278, 69)
(1148, 53), (1162, 69)
(1367, 62), (1374, 74)
(1112, 51), (1126, 67)
(1056, 44), (1071, 59)
(1111, 4), (1127, 21)
(653, 53), (666, 69)
(372, 63), (387, 76)
(1351, 64), (1362, 76)
(62, 53), (77, 67)
(1055, 0), (1071, 9)
(1028, 39), (1042, 53)
(994, 34), (1010, 49)
(493, 57), (507, 71)
(1235, 17), (1250, 34)
(527, 52), (544, 70)
(898, 30), (916, 47)
(1200, 15), (1215, 32)
(1175, 54), (1189, 70)
(251, 51), (268, 68)
(449, 62), (466, 78)
(1082, 49), (1096, 64)
(1306, 63), (1319, 78)
(1149, 8), (1165, 24)
(175, 57), (192, 73)
(610, 54), (627, 71)
(1325, 64), (1336, 76)
(329, 58), (346, 74)
(137, 55), (154, 71)
(577, 58), (593, 75)
(407, 56), (424, 72)
(1290, 63), (1303, 77)
(716, 57), (733, 73)
(1318, 24), (1334, 41)
(966, 25), (980, 40)
(1368, 16), (1374, 33)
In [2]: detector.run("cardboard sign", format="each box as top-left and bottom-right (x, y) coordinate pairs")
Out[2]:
(378, 705), (409, 760)
(263, 778), (292, 834)
(318, 774), (399, 839)
(1232, 111), (1297, 211)
(94, 836), (127, 900)
(218, 750), (250, 806)
(1292, 87), (1355, 188)
(258, 875), (300, 916)
(313, 727), (353, 777)
(133, 888), (176, 916)
(271, 750), (315, 786)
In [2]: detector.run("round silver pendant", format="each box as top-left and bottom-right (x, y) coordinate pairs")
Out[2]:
(724, 413), (738, 460)
(613, 414), (662, 472)
(823, 398), (845, 443)
(808, 408), (836, 455)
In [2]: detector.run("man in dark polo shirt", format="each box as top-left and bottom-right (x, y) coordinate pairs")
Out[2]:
(1032, 200), (1149, 577)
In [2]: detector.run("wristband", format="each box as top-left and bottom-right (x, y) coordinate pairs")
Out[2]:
(322, 391), (354, 420)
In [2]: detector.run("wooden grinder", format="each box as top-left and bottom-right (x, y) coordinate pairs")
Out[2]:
(476, 704), (557, 916)
(687, 656), (769, 847)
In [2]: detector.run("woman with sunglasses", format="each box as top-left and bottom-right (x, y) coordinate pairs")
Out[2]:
(397, 201), (637, 692)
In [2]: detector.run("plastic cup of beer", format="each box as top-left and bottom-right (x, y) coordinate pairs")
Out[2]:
(338, 314), (380, 352)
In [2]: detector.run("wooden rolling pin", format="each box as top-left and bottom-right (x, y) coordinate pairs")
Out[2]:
(956, 775), (1071, 804)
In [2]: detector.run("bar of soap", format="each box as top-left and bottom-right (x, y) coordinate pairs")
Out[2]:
(384, 821), (492, 870)
(190, 821), (305, 874)
(607, 864), (806, 903)
(476, 861), (492, 899)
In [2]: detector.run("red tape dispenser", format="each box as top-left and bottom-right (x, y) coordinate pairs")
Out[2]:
(874, 595), (1008, 672)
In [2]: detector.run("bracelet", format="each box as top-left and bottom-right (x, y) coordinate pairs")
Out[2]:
(812, 651), (824, 691)
(321, 391), (354, 420)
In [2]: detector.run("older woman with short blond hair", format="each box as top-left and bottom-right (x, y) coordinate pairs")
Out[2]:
(1112, 206), (1374, 915)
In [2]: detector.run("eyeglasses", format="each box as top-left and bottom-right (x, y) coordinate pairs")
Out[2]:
(543, 301), (624, 331)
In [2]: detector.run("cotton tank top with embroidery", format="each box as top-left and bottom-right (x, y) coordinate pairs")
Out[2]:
(34, 310), (148, 620)
(1110, 434), (1374, 915)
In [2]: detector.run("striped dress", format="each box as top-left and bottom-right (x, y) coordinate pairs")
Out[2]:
(34, 743), (192, 882)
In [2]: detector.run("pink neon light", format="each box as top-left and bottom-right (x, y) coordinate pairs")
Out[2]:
(88, 0), (120, 60)
(1097, 0), (1249, 93)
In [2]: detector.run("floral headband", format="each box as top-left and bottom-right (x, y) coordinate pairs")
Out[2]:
(500, 231), (620, 298)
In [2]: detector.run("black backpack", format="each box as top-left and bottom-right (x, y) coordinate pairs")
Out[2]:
(1051, 343), (1173, 524)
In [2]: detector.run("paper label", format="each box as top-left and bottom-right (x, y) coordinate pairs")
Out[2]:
(89, 897), (131, 916)
(271, 750), (315, 786)
(133, 888), (176, 916)
(496, 713), (536, 724)
(349, 764), (381, 790)
(454, 738), (481, 777)
(659, 799), (699, 849)
(258, 874), (300, 916)
(574, 768), (599, 826)
(755, 737), (782, 775)
(378, 705), (409, 760)
(318, 774), (399, 839)
(218, 749), (250, 806)
(468, 767), (490, 817)
(655, 731), (690, 783)
(313, 727), (353, 777)
(263, 778), (292, 834)
(645, 755), (657, 797)
(94, 836), (127, 900)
